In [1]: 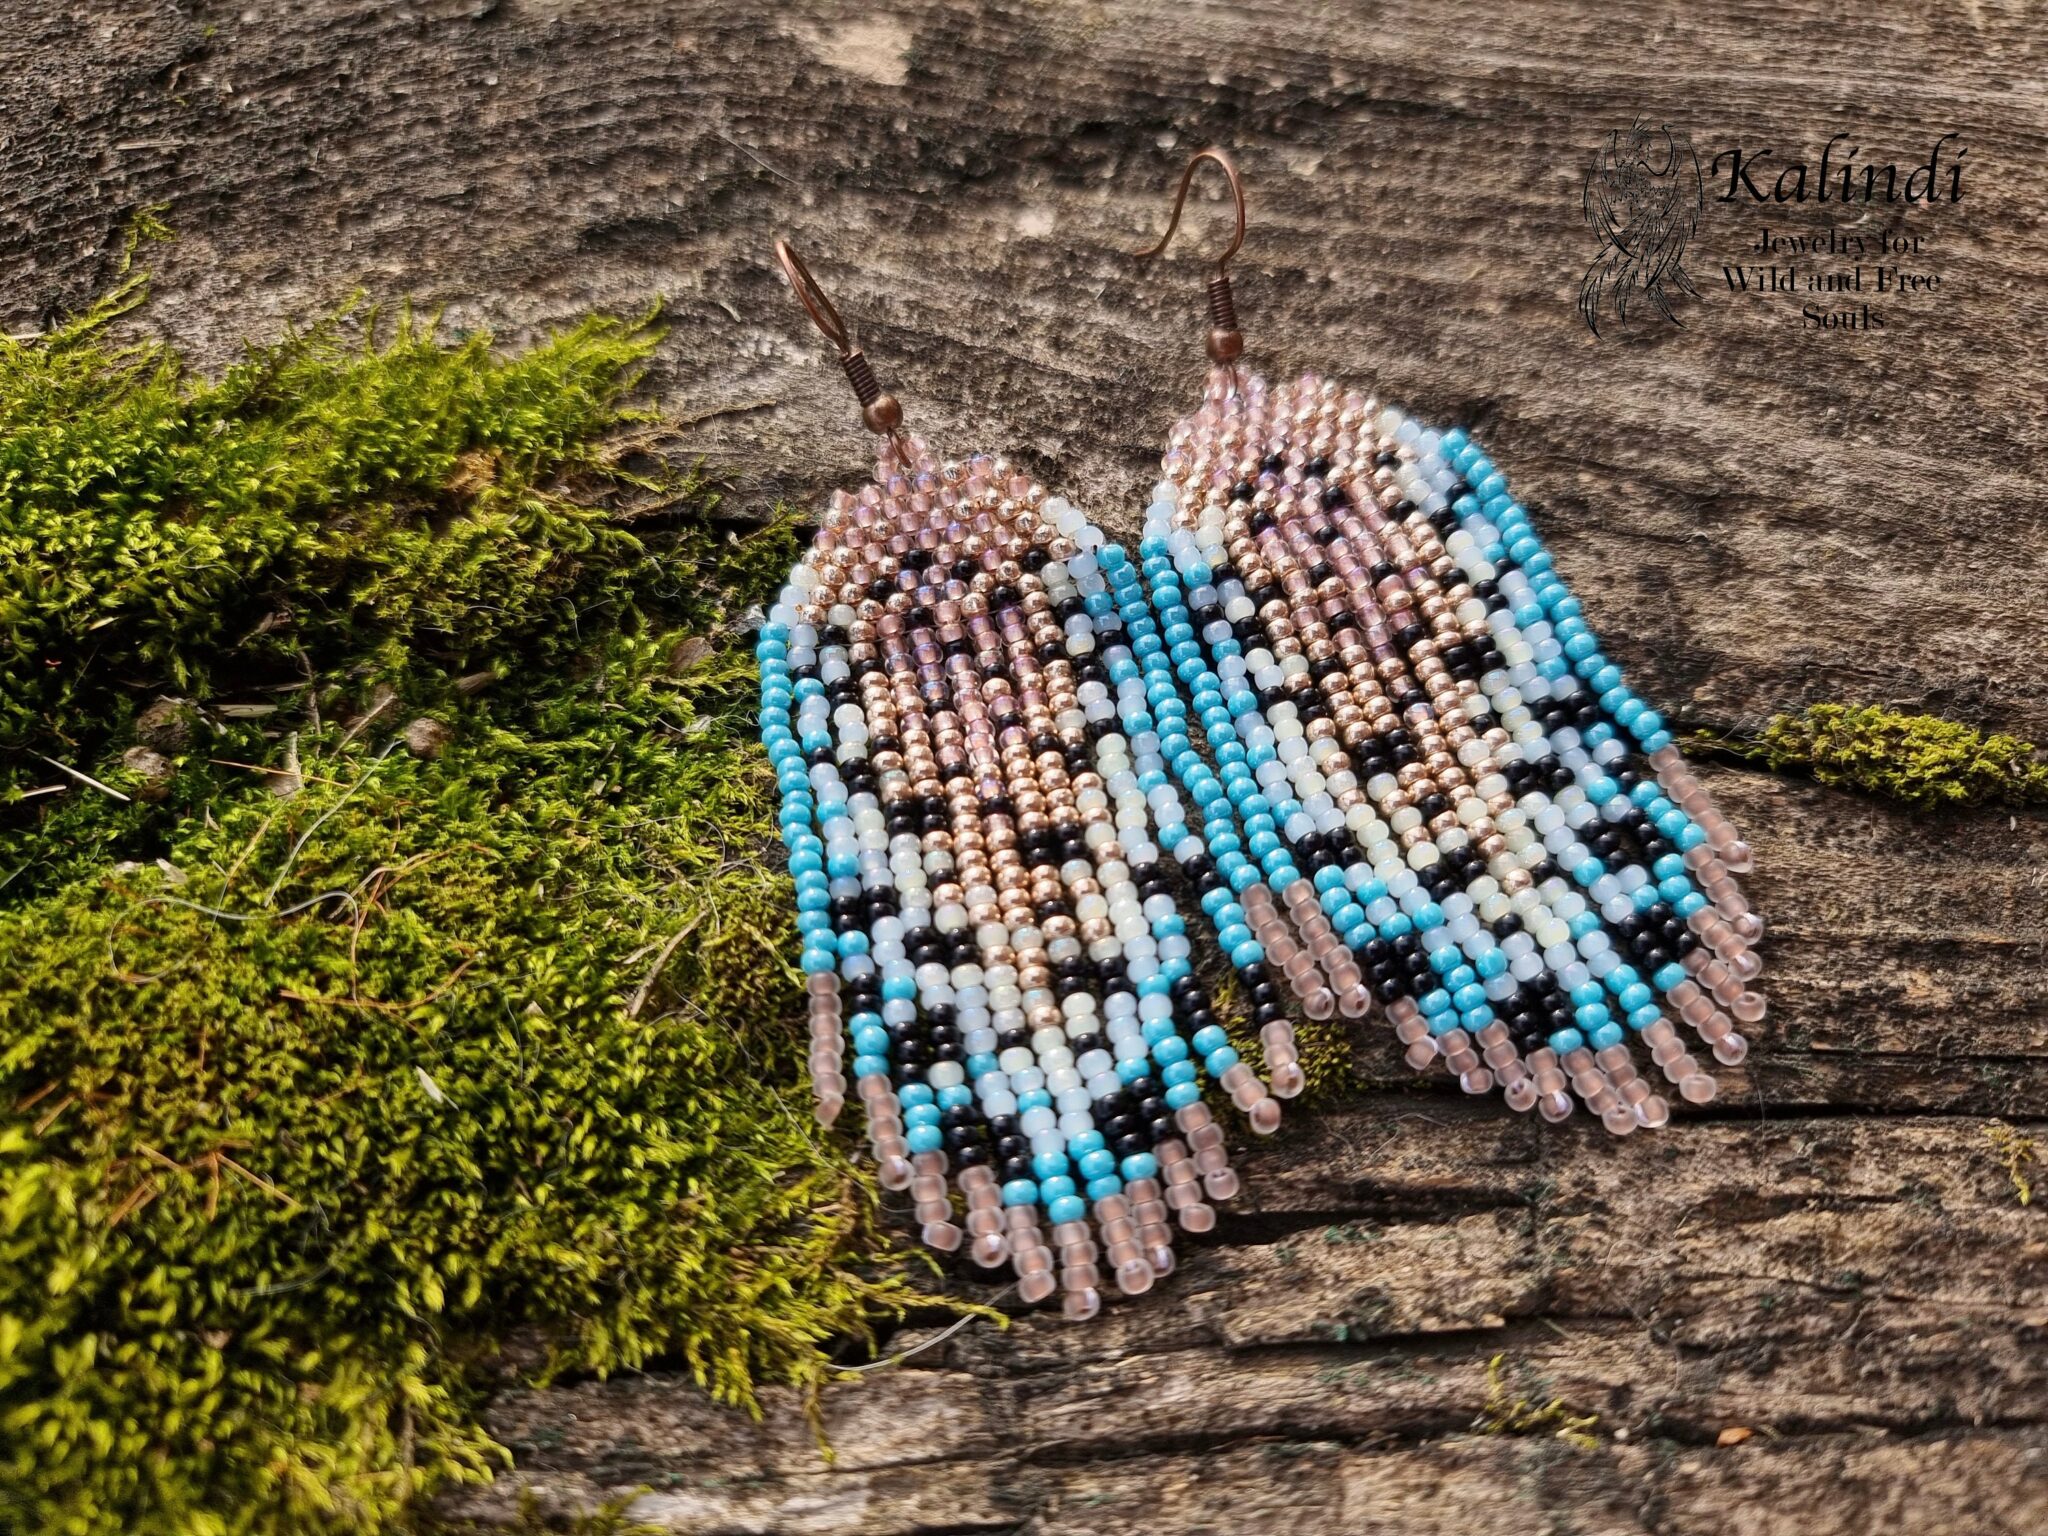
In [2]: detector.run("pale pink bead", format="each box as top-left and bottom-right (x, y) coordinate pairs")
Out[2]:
(1723, 839), (1754, 874)
(1019, 1270), (1058, 1305)
(1731, 949), (1763, 982)
(1404, 1040), (1439, 1071)
(1270, 1062), (1307, 1099)
(1538, 1092), (1573, 1123)
(1178, 1201), (1216, 1233)
(1116, 1259), (1155, 1296)
(1301, 988), (1337, 1020)
(1339, 985), (1373, 1017)
(1062, 1286), (1102, 1323)
(814, 1095), (843, 1127)
(1732, 991), (1767, 1024)
(1602, 1105), (1638, 1136)
(877, 1155), (914, 1191)
(1249, 1097), (1284, 1134)
(1459, 1068), (1495, 1096)
(1713, 1032), (1749, 1066)
(1679, 1071), (1719, 1104)
(971, 1232), (1009, 1268)
(1504, 1076), (1539, 1112)
(922, 1220), (963, 1252)
(1733, 911), (1765, 942)
(1636, 1094), (1671, 1129)
(1203, 1167), (1240, 1202)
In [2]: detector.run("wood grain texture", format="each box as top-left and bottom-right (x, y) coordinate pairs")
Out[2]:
(7, 2), (2046, 1530)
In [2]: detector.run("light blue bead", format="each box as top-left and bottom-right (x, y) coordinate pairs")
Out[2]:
(1120, 1152), (1160, 1182)
(904, 1103), (940, 1128)
(1152, 1035), (1189, 1066)
(1047, 1195), (1087, 1225)
(906, 1125), (943, 1154)
(1548, 1028), (1584, 1054)
(1205, 1045), (1240, 1075)
(1654, 963), (1687, 991)
(1086, 1175), (1125, 1202)
(1161, 1059), (1197, 1087)
(1002, 1179), (1039, 1207)
(1230, 939), (1265, 968)
(1078, 1148), (1117, 1181)
(799, 946), (837, 974)
(1192, 1025), (1229, 1056)
(1164, 1081), (1202, 1110)
(1590, 1023), (1625, 1050)
(852, 1054), (890, 1079)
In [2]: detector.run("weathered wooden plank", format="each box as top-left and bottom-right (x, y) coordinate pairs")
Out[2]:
(10, 1), (2048, 1530)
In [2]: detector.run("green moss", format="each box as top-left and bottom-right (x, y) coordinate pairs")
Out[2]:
(1717, 705), (2048, 810)
(1475, 1354), (1600, 1450)
(0, 270), (942, 1535)
(1983, 1123), (2039, 1207)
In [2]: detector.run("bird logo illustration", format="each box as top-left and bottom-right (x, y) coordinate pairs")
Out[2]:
(1579, 122), (1704, 337)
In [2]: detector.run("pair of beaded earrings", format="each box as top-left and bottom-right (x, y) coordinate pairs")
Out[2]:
(755, 150), (1767, 1321)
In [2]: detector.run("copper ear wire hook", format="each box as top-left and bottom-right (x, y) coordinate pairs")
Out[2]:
(774, 238), (906, 438)
(1132, 147), (1247, 369)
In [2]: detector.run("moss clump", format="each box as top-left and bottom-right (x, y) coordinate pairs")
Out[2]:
(0, 271), (939, 1535)
(1474, 1354), (1600, 1450)
(1983, 1122), (2039, 1207)
(1733, 705), (2048, 810)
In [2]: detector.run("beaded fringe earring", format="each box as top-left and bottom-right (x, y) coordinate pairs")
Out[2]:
(1126, 152), (1766, 1133)
(757, 242), (1302, 1320)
